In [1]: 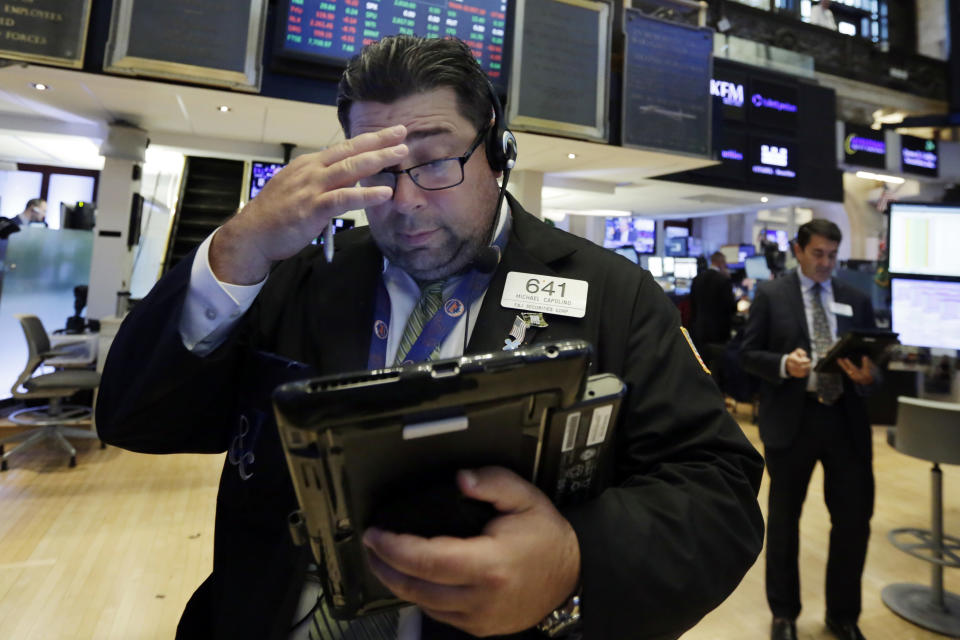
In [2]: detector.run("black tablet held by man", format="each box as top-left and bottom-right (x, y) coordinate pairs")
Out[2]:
(272, 340), (624, 618)
(814, 330), (900, 373)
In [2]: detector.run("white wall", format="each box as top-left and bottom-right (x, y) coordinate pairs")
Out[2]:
(0, 170), (42, 220)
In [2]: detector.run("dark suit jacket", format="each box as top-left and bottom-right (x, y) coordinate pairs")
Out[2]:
(96, 197), (764, 640)
(740, 270), (876, 450)
(689, 268), (735, 348)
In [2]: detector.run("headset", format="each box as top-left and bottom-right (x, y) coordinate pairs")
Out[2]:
(481, 74), (518, 174)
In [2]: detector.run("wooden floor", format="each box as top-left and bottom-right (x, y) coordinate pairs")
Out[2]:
(0, 409), (957, 639)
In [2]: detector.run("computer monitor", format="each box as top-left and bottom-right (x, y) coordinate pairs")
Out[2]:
(686, 237), (703, 257)
(719, 244), (740, 264)
(738, 243), (756, 262)
(765, 229), (789, 251)
(646, 256), (663, 277)
(744, 255), (771, 280)
(888, 203), (960, 277)
(673, 257), (698, 279)
(891, 278), (960, 350)
(61, 201), (96, 230)
(662, 256), (675, 274)
(664, 236), (687, 257)
(604, 216), (655, 254)
(249, 161), (287, 200)
(613, 246), (640, 264)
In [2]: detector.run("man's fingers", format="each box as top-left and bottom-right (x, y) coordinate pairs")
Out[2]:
(320, 125), (408, 166)
(366, 551), (471, 612)
(457, 467), (541, 515)
(362, 528), (490, 585)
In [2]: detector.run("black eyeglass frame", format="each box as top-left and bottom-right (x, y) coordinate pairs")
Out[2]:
(369, 126), (490, 192)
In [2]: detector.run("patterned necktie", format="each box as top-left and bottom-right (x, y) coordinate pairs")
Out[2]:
(811, 282), (842, 405)
(394, 280), (446, 365)
(308, 590), (400, 640)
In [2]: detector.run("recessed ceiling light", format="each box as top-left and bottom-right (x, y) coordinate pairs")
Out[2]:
(567, 153), (577, 160)
(217, 105), (231, 112)
(760, 196), (769, 203)
(31, 82), (49, 91)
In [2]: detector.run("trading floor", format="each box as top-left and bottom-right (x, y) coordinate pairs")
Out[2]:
(0, 406), (957, 640)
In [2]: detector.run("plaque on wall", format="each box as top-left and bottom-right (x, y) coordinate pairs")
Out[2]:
(104, 0), (267, 92)
(506, 0), (611, 142)
(0, 0), (92, 69)
(622, 10), (712, 158)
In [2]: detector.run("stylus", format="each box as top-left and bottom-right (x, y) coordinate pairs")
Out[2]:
(323, 223), (334, 262)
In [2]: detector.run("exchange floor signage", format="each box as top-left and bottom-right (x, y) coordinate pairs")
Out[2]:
(0, 0), (92, 68)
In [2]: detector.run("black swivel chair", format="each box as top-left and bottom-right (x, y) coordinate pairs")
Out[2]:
(1, 314), (102, 469)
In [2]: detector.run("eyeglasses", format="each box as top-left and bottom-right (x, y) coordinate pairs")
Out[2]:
(359, 127), (488, 192)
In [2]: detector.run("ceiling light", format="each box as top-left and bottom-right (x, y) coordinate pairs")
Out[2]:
(855, 170), (905, 185)
(567, 153), (577, 160)
(217, 105), (231, 112)
(760, 196), (769, 203)
(31, 82), (49, 91)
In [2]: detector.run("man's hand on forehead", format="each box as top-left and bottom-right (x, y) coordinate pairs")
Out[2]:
(208, 125), (410, 285)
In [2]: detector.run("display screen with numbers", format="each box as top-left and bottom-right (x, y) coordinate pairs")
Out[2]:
(277, 0), (509, 85)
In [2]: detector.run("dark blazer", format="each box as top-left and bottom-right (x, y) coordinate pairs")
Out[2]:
(689, 268), (735, 348)
(740, 270), (876, 450)
(97, 197), (764, 640)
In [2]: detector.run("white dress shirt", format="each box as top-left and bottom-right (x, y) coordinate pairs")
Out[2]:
(779, 271), (838, 393)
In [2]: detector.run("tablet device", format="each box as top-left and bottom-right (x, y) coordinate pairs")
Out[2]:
(814, 330), (900, 373)
(272, 340), (622, 618)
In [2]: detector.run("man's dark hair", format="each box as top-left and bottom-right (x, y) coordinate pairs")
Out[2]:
(25, 198), (44, 210)
(710, 251), (725, 266)
(337, 36), (492, 138)
(796, 218), (842, 249)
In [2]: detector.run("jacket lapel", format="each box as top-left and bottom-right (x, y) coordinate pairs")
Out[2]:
(786, 270), (811, 346)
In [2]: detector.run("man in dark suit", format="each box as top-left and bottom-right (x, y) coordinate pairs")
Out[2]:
(741, 219), (877, 640)
(96, 36), (764, 640)
(689, 251), (736, 374)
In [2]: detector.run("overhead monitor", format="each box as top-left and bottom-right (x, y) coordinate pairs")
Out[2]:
(250, 161), (287, 200)
(686, 237), (703, 256)
(745, 255), (771, 280)
(888, 203), (960, 277)
(900, 135), (938, 178)
(842, 123), (886, 170)
(508, 0), (610, 141)
(673, 257), (698, 279)
(747, 77), (798, 131)
(646, 256), (663, 277)
(603, 216), (655, 254)
(749, 136), (798, 184)
(277, 0), (509, 86)
(891, 278), (960, 350)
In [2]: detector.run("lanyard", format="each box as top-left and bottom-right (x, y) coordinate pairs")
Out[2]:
(367, 214), (512, 369)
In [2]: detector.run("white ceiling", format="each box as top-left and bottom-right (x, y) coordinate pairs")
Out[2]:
(0, 61), (811, 218)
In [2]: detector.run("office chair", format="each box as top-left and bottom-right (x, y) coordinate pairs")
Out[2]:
(1, 314), (102, 470)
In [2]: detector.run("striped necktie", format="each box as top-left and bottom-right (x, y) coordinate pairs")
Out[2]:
(394, 280), (446, 365)
(811, 283), (843, 405)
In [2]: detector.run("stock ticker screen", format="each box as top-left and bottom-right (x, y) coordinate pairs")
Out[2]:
(280, 0), (508, 81)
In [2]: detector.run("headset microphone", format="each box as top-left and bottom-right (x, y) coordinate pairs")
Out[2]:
(471, 245), (501, 274)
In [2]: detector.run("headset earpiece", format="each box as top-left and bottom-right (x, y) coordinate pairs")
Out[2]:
(482, 75), (517, 173)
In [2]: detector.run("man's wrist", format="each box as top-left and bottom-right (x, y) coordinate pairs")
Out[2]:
(209, 224), (271, 285)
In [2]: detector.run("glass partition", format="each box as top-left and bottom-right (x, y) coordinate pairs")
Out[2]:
(0, 227), (94, 400)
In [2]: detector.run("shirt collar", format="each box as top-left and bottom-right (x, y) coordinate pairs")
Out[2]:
(797, 269), (832, 295)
